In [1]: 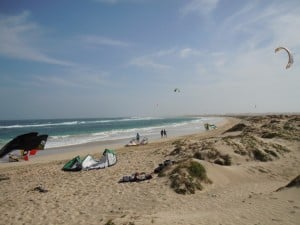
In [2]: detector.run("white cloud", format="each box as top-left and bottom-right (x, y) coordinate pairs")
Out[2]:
(129, 57), (171, 70)
(217, 1), (300, 51)
(81, 35), (130, 47)
(179, 48), (202, 58)
(30, 66), (111, 88)
(153, 48), (177, 57)
(128, 48), (179, 70)
(128, 47), (205, 71)
(0, 11), (74, 66)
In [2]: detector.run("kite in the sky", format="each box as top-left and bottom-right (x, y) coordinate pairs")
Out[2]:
(275, 46), (294, 69)
(174, 88), (180, 93)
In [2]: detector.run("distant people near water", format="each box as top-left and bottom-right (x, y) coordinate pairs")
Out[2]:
(136, 133), (140, 142)
(204, 123), (209, 131)
(204, 123), (217, 131)
(160, 129), (167, 138)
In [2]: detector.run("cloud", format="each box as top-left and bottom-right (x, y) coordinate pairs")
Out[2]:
(128, 48), (179, 70)
(129, 47), (205, 71)
(217, 1), (300, 51)
(180, 0), (219, 16)
(81, 35), (130, 47)
(0, 63), (112, 90)
(0, 11), (74, 66)
(129, 57), (171, 70)
(152, 48), (177, 57)
(179, 48), (202, 58)
(29, 66), (111, 89)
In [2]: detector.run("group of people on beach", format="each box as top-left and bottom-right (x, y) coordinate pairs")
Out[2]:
(160, 129), (167, 138)
(136, 129), (167, 141)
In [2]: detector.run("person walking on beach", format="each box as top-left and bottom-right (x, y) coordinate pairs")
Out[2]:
(136, 133), (140, 142)
(163, 129), (167, 138)
(160, 129), (164, 138)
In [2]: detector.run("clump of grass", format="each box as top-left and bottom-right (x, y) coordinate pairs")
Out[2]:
(264, 149), (278, 158)
(222, 154), (232, 165)
(172, 140), (186, 148)
(233, 149), (247, 156)
(170, 173), (203, 194)
(252, 149), (270, 162)
(193, 148), (220, 161)
(170, 140), (187, 156)
(169, 160), (211, 194)
(261, 132), (278, 139)
(241, 135), (257, 149)
(283, 122), (295, 131)
(105, 219), (115, 225)
(213, 154), (232, 166)
(271, 143), (290, 154)
(207, 149), (220, 159)
(169, 146), (182, 156)
(223, 137), (244, 153)
(188, 142), (201, 151)
(193, 151), (203, 160)
(157, 169), (167, 177)
(188, 161), (207, 179)
(224, 123), (247, 132)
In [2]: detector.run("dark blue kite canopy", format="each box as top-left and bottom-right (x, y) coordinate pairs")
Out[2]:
(0, 132), (48, 158)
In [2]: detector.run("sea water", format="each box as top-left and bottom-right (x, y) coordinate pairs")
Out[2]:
(0, 116), (223, 149)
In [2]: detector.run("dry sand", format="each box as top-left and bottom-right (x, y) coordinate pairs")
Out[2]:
(0, 115), (299, 225)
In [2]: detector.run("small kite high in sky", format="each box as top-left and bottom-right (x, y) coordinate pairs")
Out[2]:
(275, 46), (294, 69)
(174, 88), (180, 93)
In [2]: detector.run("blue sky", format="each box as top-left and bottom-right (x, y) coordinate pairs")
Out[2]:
(0, 0), (299, 119)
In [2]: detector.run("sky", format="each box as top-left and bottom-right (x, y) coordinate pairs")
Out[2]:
(0, 0), (299, 120)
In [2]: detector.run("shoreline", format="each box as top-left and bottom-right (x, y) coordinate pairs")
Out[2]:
(0, 116), (222, 149)
(0, 116), (229, 167)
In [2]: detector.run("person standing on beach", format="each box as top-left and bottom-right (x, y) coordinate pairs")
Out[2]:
(161, 129), (164, 138)
(163, 129), (167, 138)
(136, 133), (140, 142)
(204, 123), (209, 131)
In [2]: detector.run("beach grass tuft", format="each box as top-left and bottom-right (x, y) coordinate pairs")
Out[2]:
(105, 219), (115, 225)
(169, 160), (210, 194)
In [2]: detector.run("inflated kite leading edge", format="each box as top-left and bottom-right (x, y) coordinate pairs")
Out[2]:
(275, 46), (294, 69)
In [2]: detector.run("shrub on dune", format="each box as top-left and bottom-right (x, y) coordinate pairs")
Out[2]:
(169, 160), (211, 195)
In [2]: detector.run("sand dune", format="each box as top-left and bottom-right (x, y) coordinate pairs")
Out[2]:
(0, 115), (299, 225)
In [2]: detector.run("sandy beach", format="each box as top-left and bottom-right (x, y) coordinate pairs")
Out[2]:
(0, 115), (299, 225)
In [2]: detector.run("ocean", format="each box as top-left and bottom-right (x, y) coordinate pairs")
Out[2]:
(0, 116), (223, 150)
